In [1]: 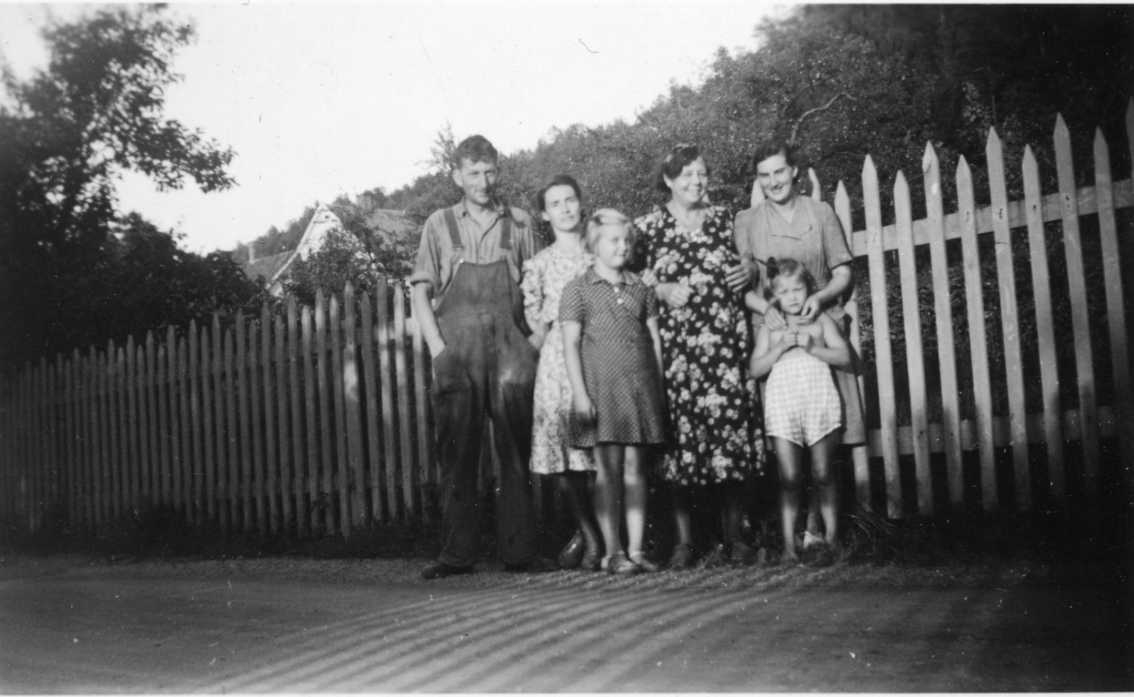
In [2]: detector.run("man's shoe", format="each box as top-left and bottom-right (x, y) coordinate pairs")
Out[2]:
(556, 530), (585, 569)
(504, 556), (558, 573)
(421, 562), (474, 580)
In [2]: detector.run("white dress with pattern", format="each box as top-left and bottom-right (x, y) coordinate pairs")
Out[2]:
(521, 245), (596, 473)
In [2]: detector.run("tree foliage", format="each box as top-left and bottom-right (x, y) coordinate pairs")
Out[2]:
(366, 5), (1130, 230)
(0, 5), (261, 368)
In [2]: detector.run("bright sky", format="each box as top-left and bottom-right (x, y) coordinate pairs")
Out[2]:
(0, 1), (787, 253)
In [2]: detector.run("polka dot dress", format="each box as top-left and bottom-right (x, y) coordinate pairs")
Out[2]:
(558, 268), (667, 447)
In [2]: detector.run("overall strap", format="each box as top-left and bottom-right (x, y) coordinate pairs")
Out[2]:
(442, 208), (464, 253)
(498, 214), (513, 252)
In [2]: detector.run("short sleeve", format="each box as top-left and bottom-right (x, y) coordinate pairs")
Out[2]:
(408, 213), (444, 288)
(559, 279), (585, 324)
(733, 208), (756, 262)
(643, 284), (659, 319)
(818, 202), (853, 270)
(520, 255), (544, 331)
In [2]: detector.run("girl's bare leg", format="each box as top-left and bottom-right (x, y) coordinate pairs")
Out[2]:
(773, 437), (804, 561)
(594, 444), (626, 560)
(672, 487), (693, 548)
(810, 432), (841, 547)
(623, 446), (647, 557)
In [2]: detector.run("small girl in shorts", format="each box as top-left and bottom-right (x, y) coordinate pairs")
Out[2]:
(560, 209), (667, 574)
(749, 258), (851, 563)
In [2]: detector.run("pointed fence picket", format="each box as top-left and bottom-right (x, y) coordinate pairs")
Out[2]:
(2, 107), (1133, 538)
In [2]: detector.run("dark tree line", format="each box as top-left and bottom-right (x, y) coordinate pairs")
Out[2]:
(0, 6), (264, 369)
(5, 5), (1130, 372)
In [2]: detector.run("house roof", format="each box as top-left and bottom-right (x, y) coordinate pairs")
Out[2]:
(242, 250), (292, 284)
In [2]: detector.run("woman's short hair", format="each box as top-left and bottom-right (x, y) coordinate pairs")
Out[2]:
(534, 174), (583, 212)
(584, 208), (635, 253)
(655, 143), (707, 194)
(752, 140), (797, 170)
(451, 135), (498, 169)
(764, 257), (816, 301)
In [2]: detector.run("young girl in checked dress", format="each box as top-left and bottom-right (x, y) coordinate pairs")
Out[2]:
(749, 258), (851, 563)
(521, 175), (601, 571)
(560, 209), (667, 575)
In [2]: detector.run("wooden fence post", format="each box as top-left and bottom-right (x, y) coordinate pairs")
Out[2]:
(287, 298), (305, 535)
(342, 283), (367, 529)
(275, 313), (293, 533)
(223, 326), (239, 532)
(360, 290), (384, 523)
(235, 313), (253, 532)
(140, 340), (156, 512)
(376, 283), (399, 521)
(1054, 114), (1100, 496)
(330, 292), (351, 536)
(834, 181), (872, 511)
(248, 318), (266, 534)
(957, 156), (997, 510)
(302, 304), (319, 536)
(895, 171), (933, 514)
(314, 290), (335, 534)
(987, 128), (1030, 509)
(393, 283), (416, 519)
(261, 303), (278, 534)
(1092, 127), (1134, 478)
(199, 322), (216, 526)
(923, 143), (964, 507)
(863, 156), (902, 517)
(1021, 146), (1063, 499)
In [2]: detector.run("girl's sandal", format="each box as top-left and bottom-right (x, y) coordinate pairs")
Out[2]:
(603, 552), (642, 575)
(628, 551), (660, 573)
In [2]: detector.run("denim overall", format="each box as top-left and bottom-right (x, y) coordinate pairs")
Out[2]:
(431, 209), (538, 567)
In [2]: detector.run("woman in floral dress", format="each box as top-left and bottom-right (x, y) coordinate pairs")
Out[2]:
(521, 174), (602, 570)
(634, 144), (764, 568)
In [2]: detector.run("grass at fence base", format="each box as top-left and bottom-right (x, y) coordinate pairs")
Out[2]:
(1, 486), (1127, 579)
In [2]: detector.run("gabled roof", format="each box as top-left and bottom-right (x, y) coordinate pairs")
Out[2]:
(268, 202), (349, 287)
(243, 250), (292, 284)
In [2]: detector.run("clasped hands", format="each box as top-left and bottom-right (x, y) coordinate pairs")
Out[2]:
(658, 258), (755, 309)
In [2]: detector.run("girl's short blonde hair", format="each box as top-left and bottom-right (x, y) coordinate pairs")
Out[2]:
(584, 208), (635, 253)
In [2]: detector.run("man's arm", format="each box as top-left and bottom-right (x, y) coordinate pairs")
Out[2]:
(411, 282), (445, 358)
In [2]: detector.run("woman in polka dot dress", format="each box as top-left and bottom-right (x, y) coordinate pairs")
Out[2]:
(561, 209), (667, 575)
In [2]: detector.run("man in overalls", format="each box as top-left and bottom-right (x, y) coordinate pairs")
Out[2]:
(410, 135), (549, 579)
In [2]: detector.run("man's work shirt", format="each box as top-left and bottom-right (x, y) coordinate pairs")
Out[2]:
(409, 201), (539, 298)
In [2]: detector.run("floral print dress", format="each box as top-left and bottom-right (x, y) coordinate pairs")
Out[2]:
(633, 205), (764, 484)
(521, 244), (595, 474)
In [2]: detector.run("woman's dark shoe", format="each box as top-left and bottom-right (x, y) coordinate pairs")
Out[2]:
(579, 537), (603, 571)
(729, 540), (759, 566)
(603, 551), (642, 575)
(556, 530), (585, 569)
(628, 551), (660, 573)
(667, 543), (695, 570)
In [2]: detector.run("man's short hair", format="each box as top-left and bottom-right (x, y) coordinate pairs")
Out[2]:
(451, 135), (499, 169)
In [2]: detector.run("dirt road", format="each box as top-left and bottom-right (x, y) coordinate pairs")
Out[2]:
(0, 555), (1128, 692)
